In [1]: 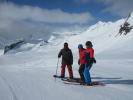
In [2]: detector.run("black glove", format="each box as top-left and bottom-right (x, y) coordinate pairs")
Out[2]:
(93, 58), (96, 64)
(58, 55), (61, 58)
(78, 59), (80, 65)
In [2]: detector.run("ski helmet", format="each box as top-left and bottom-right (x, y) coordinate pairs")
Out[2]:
(64, 42), (68, 46)
(78, 44), (83, 49)
(85, 41), (93, 47)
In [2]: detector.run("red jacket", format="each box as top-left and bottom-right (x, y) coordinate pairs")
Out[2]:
(85, 48), (94, 59)
(79, 48), (86, 64)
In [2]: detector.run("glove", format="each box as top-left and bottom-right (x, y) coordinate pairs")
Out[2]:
(58, 55), (61, 58)
(93, 58), (96, 64)
(78, 59), (80, 65)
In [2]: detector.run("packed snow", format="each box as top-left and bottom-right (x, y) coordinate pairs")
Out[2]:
(0, 13), (133, 100)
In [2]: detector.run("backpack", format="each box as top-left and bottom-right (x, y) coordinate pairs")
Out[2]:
(84, 52), (96, 64)
(84, 52), (91, 63)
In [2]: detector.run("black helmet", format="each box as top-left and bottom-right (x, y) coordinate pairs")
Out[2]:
(64, 42), (68, 47)
(85, 41), (93, 47)
(78, 44), (83, 49)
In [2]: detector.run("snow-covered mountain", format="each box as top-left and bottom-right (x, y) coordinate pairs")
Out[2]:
(68, 13), (133, 60)
(0, 13), (133, 100)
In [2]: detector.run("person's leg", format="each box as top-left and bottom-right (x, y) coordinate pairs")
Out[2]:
(83, 63), (91, 84)
(67, 65), (73, 78)
(88, 63), (93, 70)
(61, 64), (66, 78)
(78, 64), (85, 82)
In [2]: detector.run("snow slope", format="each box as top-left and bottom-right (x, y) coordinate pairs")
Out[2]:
(0, 13), (133, 100)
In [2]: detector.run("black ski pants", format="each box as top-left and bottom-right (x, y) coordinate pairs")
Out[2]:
(78, 64), (85, 82)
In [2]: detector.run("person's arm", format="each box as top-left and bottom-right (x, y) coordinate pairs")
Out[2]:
(90, 49), (96, 64)
(78, 50), (80, 65)
(70, 50), (73, 65)
(58, 49), (62, 58)
(78, 59), (80, 65)
(90, 49), (94, 58)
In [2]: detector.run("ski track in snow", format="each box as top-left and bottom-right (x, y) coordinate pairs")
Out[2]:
(0, 73), (18, 100)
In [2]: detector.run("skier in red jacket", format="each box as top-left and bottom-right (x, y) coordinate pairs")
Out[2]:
(78, 44), (86, 83)
(84, 41), (96, 85)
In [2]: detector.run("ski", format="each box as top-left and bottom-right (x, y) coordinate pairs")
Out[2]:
(53, 75), (70, 79)
(53, 75), (62, 78)
(54, 75), (105, 86)
(61, 78), (82, 83)
(63, 81), (105, 87)
(53, 75), (81, 80)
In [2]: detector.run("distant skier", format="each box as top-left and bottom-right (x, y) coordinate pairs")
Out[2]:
(58, 42), (73, 79)
(83, 41), (96, 85)
(78, 44), (86, 83)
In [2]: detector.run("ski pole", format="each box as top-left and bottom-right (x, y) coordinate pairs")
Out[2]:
(55, 58), (59, 81)
(115, 32), (120, 37)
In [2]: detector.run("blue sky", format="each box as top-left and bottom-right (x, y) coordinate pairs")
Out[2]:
(0, 0), (133, 37)
(1, 0), (133, 25)
(4, 0), (132, 23)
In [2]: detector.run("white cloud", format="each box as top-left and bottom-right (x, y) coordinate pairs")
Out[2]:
(99, 0), (133, 17)
(0, 3), (93, 24)
(0, 2), (93, 42)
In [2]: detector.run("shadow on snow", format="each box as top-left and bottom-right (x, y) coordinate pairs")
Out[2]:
(92, 77), (133, 85)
